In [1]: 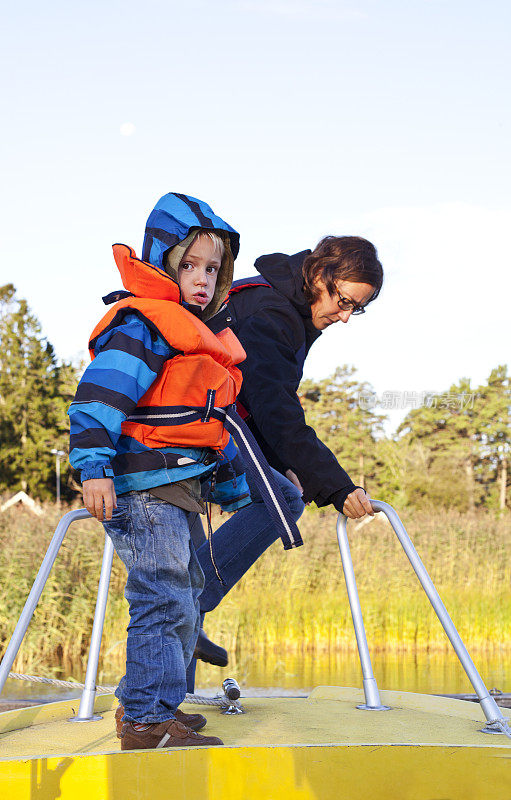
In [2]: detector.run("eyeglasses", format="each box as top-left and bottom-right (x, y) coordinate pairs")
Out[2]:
(337, 292), (366, 315)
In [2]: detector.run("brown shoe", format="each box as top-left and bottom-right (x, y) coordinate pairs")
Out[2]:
(120, 719), (223, 750)
(115, 704), (206, 737)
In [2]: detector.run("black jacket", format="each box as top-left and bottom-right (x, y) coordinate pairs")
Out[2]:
(227, 251), (357, 511)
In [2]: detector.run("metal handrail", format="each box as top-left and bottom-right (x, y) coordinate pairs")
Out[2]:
(337, 499), (507, 728)
(336, 509), (389, 711)
(0, 509), (114, 721)
(2, 502), (507, 732)
(72, 534), (114, 721)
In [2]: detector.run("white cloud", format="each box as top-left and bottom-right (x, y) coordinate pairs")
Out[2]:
(303, 202), (511, 431)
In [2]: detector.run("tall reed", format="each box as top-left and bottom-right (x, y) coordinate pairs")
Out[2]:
(0, 504), (509, 679)
(205, 507), (510, 655)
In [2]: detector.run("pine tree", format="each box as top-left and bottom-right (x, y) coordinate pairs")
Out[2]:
(397, 377), (481, 510)
(476, 365), (510, 512)
(0, 285), (79, 500)
(299, 365), (385, 491)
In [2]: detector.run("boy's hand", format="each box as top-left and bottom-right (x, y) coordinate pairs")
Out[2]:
(83, 478), (117, 521)
(285, 469), (303, 494)
(342, 488), (374, 519)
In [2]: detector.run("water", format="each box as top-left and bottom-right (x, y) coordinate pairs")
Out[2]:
(0, 677), (83, 707)
(2, 648), (508, 706)
(196, 648), (509, 696)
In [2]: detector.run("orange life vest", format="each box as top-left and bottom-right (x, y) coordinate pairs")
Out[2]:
(87, 244), (303, 551)
(89, 244), (246, 452)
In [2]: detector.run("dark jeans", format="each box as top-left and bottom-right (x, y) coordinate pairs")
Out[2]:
(103, 491), (203, 722)
(186, 468), (305, 690)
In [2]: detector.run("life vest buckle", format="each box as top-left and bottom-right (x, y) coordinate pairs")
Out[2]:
(201, 389), (216, 423)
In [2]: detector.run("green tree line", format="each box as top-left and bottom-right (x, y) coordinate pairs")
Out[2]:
(300, 365), (510, 512)
(0, 285), (80, 500)
(0, 284), (509, 510)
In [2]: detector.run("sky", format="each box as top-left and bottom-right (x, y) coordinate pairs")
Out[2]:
(1, 0), (510, 433)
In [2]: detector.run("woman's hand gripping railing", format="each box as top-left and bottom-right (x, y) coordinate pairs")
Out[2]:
(337, 500), (511, 735)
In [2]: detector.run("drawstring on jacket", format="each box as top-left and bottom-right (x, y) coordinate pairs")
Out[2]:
(204, 464), (227, 587)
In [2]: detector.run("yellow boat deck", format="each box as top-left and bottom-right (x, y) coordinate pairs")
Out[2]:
(1, 687), (510, 799)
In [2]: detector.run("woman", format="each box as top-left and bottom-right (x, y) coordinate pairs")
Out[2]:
(226, 235), (383, 517)
(190, 235), (383, 669)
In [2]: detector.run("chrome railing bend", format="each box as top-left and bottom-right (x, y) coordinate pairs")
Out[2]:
(337, 499), (507, 730)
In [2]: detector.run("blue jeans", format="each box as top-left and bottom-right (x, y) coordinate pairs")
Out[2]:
(103, 491), (204, 723)
(197, 468), (305, 611)
(186, 468), (305, 690)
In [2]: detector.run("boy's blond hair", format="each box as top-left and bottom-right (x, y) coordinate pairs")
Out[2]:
(194, 230), (225, 258)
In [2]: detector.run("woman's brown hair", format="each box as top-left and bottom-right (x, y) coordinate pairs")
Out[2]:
(302, 236), (383, 305)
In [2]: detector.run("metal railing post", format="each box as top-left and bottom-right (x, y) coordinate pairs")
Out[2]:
(0, 509), (91, 697)
(336, 514), (389, 710)
(370, 500), (506, 726)
(70, 534), (115, 721)
(337, 500), (508, 730)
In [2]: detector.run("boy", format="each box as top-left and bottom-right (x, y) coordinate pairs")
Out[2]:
(69, 193), (251, 750)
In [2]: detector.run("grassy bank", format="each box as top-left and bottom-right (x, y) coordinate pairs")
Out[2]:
(0, 504), (509, 677)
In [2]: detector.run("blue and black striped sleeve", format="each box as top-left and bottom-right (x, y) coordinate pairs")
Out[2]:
(68, 313), (171, 481)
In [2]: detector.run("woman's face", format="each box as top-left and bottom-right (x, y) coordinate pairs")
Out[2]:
(310, 279), (375, 330)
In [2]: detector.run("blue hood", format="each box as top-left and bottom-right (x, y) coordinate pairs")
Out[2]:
(142, 192), (240, 269)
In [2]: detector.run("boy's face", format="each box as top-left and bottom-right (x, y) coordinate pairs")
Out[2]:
(177, 235), (221, 308)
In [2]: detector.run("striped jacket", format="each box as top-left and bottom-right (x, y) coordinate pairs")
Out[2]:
(68, 309), (250, 511)
(69, 191), (249, 512)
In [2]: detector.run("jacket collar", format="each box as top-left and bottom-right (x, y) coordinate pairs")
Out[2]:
(254, 250), (312, 318)
(112, 244), (181, 303)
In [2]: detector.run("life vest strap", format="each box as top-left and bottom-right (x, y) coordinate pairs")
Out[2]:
(201, 390), (216, 423)
(127, 406), (211, 425)
(211, 405), (303, 551)
(128, 399), (303, 551)
(102, 290), (135, 305)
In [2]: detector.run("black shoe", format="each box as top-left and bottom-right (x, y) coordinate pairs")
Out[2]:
(194, 629), (228, 667)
